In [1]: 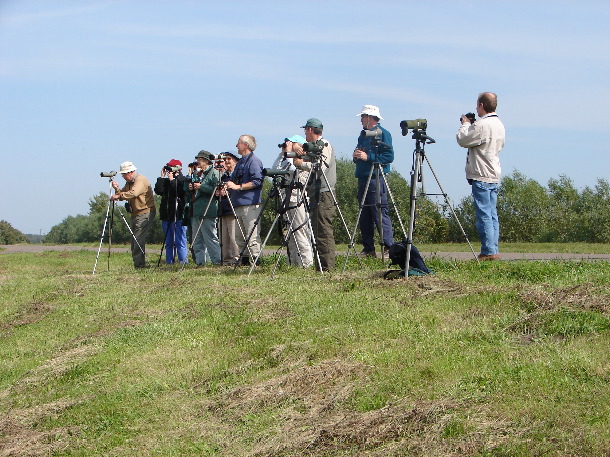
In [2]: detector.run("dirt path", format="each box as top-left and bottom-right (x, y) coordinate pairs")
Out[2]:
(2, 244), (609, 261)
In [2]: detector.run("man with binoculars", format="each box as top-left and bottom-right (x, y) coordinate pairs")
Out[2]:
(293, 118), (337, 271)
(154, 159), (188, 265)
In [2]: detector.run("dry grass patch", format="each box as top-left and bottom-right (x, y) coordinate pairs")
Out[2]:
(199, 359), (524, 456)
(517, 282), (609, 313)
(0, 302), (52, 337)
(0, 398), (81, 457)
(10, 344), (98, 392)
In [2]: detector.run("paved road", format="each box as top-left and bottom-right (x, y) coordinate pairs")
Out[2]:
(2, 244), (609, 261)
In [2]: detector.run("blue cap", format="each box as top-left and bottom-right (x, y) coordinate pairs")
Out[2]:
(284, 135), (306, 144)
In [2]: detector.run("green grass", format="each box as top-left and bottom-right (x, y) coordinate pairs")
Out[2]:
(4, 241), (610, 255)
(0, 248), (609, 456)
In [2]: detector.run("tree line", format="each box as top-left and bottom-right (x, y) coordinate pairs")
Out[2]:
(41, 160), (610, 245)
(0, 221), (30, 244)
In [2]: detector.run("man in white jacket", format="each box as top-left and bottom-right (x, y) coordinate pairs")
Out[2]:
(273, 135), (313, 268)
(456, 92), (506, 261)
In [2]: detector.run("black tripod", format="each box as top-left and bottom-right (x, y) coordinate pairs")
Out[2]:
(402, 126), (478, 272)
(261, 167), (321, 277)
(257, 153), (359, 277)
(185, 168), (242, 269)
(93, 175), (148, 274)
(235, 174), (286, 274)
(216, 174), (257, 265)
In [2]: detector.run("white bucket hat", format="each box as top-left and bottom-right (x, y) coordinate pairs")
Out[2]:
(357, 105), (383, 120)
(119, 161), (137, 174)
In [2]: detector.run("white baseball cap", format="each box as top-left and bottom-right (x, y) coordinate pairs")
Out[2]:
(357, 105), (383, 120)
(119, 161), (137, 173)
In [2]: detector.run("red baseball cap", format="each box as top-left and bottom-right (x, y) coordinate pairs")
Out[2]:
(166, 159), (182, 168)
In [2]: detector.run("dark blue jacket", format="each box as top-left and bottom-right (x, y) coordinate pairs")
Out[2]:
(230, 152), (264, 207)
(354, 123), (394, 179)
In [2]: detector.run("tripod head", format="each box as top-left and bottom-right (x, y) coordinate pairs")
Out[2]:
(411, 129), (435, 145)
(400, 119), (435, 149)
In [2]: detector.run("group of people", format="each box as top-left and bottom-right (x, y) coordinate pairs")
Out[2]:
(110, 93), (505, 270)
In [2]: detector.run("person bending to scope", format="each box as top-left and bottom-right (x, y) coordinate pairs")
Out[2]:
(110, 161), (156, 268)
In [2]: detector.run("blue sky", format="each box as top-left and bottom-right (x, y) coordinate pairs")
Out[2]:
(1, 0), (609, 235)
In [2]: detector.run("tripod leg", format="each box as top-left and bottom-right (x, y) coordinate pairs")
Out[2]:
(405, 152), (422, 273)
(93, 198), (113, 275)
(234, 181), (281, 271)
(117, 207), (151, 268)
(313, 166), (361, 270)
(374, 166), (388, 261)
(157, 221), (169, 267)
(107, 205), (116, 271)
(246, 183), (286, 275)
(287, 202), (313, 268)
(254, 211), (282, 276)
(343, 165), (375, 271)
(287, 180), (323, 273)
(423, 154), (478, 262)
(272, 196), (313, 275)
(379, 169), (408, 243)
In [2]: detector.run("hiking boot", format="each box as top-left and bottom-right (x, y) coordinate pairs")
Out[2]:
(478, 253), (500, 261)
(359, 250), (377, 258)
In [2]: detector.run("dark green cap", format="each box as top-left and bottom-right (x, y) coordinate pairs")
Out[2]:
(195, 150), (215, 161)
(301, 118), (323, 129)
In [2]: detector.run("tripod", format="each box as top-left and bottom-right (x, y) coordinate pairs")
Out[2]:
(235, 174), (286, 274)
(93, 176), (148, 274)
(185, 168), (242, 268)
(251, 152), (359, 276)
(304, 154), (362, 272)
(261, 167), (320, 277)
(403, 127), (478, 273)
(344, 136), (408, 271)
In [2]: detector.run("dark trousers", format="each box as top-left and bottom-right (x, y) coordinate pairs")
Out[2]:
(310, 191), (336, 271)
(130, 210), (155, 268)
(357, 179), (394, 253)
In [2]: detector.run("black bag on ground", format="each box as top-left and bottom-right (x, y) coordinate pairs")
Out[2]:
(386, 241), (431, 276)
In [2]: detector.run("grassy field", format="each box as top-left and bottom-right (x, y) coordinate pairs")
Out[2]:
(1, 247), (609, 456)
(20, 241), (610, 255)
(414, 242), (610, 255)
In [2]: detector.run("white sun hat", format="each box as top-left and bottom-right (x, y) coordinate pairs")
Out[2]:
(357, 105), (383, 120)
(119, 161), (137, 174)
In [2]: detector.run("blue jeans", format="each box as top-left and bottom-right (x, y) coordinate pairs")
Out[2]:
(162, 220), (188, 264)
(471, 180), (499, 255)
(357, 178), (394, 253)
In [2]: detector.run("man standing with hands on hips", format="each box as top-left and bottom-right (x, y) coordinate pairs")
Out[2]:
(456, 92), (506, 261)
(110, 161), (156, 268)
